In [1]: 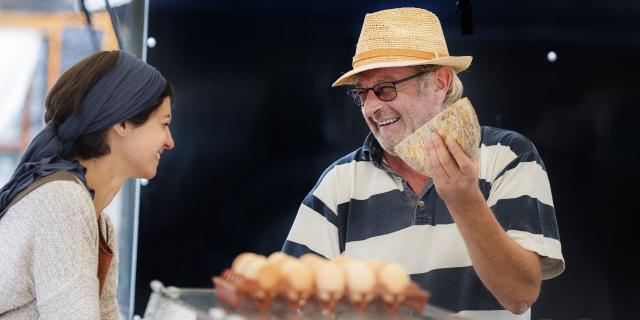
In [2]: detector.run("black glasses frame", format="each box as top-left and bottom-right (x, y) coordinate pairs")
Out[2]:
(346, 71), (426, 107)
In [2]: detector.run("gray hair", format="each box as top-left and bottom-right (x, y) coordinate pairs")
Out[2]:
(412, 65), (463, 108)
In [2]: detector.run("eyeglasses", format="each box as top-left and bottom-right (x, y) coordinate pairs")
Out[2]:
(346, 71), (426, 107)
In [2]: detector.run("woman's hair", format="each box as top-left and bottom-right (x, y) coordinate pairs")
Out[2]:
(412, 65), (464, 108)
(44, 51), (173, 160)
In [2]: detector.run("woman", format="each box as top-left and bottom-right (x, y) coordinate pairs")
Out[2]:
(0, 50), (175, 319)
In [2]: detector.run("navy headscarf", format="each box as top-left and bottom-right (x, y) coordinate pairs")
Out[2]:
(0, 50), (166, 213)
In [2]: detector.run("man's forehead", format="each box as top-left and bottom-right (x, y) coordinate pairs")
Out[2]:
(355, 67), (415, 86)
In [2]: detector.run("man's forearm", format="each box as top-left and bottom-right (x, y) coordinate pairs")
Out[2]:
(446, 188), (542, 314)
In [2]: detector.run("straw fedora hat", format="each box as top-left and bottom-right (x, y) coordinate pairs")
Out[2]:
(332, 7), (472, 87)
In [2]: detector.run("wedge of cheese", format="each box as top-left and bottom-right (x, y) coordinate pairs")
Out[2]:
(394, 97), (481, 177)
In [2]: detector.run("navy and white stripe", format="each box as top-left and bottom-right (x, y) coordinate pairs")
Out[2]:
(283, 126), (564, 319)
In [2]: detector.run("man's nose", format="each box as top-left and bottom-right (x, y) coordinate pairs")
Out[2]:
(362, 90), (383, 117)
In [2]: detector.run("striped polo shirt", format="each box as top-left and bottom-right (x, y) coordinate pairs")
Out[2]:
(283, 126), (565, 319)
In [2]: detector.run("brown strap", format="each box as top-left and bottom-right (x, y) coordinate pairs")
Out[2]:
(0, 171), (78, 218)
(97, 217), (114, 296)
(352, 48), (448, 66)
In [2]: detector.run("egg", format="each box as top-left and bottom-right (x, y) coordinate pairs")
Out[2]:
(231, 252), (257, 275)
(342, 260), (376, 302)
(256, 262), (281, 291)
(300, 253), (325, 270)
(315, 261), (345, 301)
(332, 254), (352, 266)
(281, 259), (314, 294)
(379, 262), (410, 294)
(364, 259), (385, 272)
(242, 255), (267, 280)
(267, 252), (293, 267)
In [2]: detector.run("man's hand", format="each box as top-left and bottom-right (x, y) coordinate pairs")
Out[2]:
(425, 132), (482, 208)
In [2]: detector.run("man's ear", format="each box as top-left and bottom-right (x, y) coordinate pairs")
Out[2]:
(112, 121), (127, 137)
(434, 67), (452, 93)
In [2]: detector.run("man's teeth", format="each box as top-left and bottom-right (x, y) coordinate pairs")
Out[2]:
(378, 117), (400, 126)
(155, 152), (161, 160)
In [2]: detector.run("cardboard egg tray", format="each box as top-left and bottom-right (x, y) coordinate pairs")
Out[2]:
(212, 269), (431, 318)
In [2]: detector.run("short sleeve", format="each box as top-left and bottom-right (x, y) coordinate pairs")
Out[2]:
(485, 136), (565, 280)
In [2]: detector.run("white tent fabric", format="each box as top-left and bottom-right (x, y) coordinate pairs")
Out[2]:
(0, 28), (43, 141)
(83, 0), (131, 12)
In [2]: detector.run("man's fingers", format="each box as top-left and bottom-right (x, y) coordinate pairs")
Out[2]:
(426, 133), (449, 180)
(446, 138), (475, 176)
(431, 133), (460, 179)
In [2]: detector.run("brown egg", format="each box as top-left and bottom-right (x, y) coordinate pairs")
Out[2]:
(256, 262), (281, 291)
(231, 252), (257, 274)
(332, 254), (352, 266)
(342, 260), (376, 301)
(242, 255), (267, 280)
(299, 253), (325, 270)
(379, 262), (410, 294)
(315, 261), (345, 301)
(267, 252), (293, 267)
(281, 259), (314, 293)
(364, 259), (385, 272)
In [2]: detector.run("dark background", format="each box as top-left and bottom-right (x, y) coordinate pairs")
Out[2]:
(134, 0), (640, 318)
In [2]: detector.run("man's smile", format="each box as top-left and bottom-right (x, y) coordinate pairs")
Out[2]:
(375, 117), (401, 127)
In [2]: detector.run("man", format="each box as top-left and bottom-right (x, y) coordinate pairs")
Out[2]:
(283, 7), (564, 319)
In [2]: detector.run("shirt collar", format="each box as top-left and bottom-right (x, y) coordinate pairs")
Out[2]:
(361, 132), (384, 167)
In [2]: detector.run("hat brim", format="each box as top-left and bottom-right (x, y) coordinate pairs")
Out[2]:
(332, 56), (472, 87)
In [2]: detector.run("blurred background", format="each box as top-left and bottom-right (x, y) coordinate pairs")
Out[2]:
(1, 0), (639, 319)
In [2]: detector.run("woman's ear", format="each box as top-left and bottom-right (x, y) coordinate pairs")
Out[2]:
(112, 121), (128, 137)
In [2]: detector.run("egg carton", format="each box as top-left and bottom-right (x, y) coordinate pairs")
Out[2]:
(212, 269), (430, 318)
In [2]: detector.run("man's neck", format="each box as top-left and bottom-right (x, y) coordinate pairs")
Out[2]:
(383, 151), (429, 193)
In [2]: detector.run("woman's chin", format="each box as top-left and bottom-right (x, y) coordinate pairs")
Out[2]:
(145, 171), (157, 179)
(135, 169), (157, 180)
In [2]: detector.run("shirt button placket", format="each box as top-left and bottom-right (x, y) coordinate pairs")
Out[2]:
(417, 200), (433, 225)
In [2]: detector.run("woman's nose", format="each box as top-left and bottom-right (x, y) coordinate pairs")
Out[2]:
(165, 130), (175, 150)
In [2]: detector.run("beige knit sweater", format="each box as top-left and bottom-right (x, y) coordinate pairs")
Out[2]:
(0, 179), (119, 320)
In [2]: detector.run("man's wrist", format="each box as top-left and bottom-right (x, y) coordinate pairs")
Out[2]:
(445, 186), (485, 214)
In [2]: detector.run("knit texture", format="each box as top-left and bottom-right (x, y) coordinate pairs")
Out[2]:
(0, 180), (119, 320)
